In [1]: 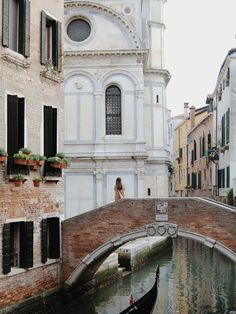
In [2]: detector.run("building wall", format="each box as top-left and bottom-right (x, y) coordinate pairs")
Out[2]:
(174, 109), (208, 197)
(0, 0), (64, 310)
(64, 0), (170, 218)
(187, 114), (213, 197)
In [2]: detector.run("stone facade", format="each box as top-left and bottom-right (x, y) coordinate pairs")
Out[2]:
(210, 49), (236, 202)
(0, 0), (64, 310)
(187, 113), (213, 197)
(64, 0), (171, 218)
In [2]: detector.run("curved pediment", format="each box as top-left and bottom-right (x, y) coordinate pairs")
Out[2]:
(64, 1), (141, 51)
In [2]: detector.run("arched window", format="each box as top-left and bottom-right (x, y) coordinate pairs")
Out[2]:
(105, 85), (122, 135)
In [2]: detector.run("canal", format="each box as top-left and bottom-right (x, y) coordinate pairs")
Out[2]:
(59, 237), (236, 314)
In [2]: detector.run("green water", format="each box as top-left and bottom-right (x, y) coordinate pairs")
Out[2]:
(67, 238), (236, 314)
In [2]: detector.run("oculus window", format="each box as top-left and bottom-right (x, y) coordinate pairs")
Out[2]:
(67, 18), (91, 42)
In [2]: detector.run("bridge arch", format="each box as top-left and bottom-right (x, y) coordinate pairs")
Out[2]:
(62, 198), (236, 289)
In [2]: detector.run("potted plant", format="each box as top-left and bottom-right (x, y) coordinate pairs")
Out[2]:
(13, 174), (25, 187)
(0, 148), (8, 163)
(37, 155), (47, 166)
(47, 156), (62, 168)
(27, 154), (38, 167)
(55, 152), (68, 169)
(19, 147), (32, 155)
(13, 153), (29, 165)
(33, 176), (42, 187)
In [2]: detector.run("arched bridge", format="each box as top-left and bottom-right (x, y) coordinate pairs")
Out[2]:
(62, 197), (236, 291)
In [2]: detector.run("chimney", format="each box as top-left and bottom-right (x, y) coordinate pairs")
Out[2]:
(190, 106), (196, 129)
(184, 102), (189, 118)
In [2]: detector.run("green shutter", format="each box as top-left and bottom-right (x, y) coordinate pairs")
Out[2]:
(2, 0), (9, 47)
(20, 222), (33, 268)
(40, 10), (47, 64)
(44, 106), (53, 157)
(56, 21), (62, 72)
(24, 0), (30, 57)
(2, 224), (11, 274)
(48, 217), (60, 259)
(41, 219), (48, 264)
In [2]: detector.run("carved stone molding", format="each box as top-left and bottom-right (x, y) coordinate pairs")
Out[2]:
(65, 1), (141, 49)
(2, 53), (30, 68)
(146, 223), (178, 237)
(65, 49), (147, 58)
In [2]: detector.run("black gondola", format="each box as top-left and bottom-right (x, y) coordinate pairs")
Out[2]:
(119, 265), (160, 314)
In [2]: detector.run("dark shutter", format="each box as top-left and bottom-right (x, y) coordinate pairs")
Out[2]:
(227, 166), (230, 188)
(2, 224), (11, 274)
(20, 222), (33, 268)
(18, 98), (25, 150)
(7, 95), (19, 157)
(56, 21), (62, 71)
(52, 20), (57, 67)
(48, 217), (60, 259)
(23, 0), (30, 57)
(226, 109), (230, 144)
(44, 106), (53, 157)
(2, 0), (9, 47)
(40, 10), (47, 64)
(222, 115), (225, 146)
(18, 0), (25, 55)
(52, 108), (57, 156)
(222, 169), (225, 188)
(41, 219), (48, 264)
(202, 135), (205, 156)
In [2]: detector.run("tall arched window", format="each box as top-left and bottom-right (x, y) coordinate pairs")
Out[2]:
(105, 85), (121, 135)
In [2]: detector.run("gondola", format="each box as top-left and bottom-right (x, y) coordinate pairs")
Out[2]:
(119, 265), (160, 314)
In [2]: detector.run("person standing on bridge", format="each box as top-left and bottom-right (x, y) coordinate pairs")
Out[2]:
(114, 177), (125, 200)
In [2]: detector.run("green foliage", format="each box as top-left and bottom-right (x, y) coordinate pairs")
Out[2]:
(55, 152), (65, 159)
(47, 156), (62, 163)
(227, 188), (234, 206)
(19, 147), (32, 154)
(33, 177), (42, 182)
(13, 174), (24, 181)
(13, 153), (29, 160)
(0, 148), (7, 156)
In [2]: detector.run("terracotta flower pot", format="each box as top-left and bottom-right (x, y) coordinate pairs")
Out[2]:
(28, 159), (36, 167)
(14, 180), (23, 187)
(33, 180), (41, 187)
(38, 160), (45, 166)
(0, 156), (7, 163)
(50, 162), (62, 169)
(61, 163), (68, 169)
(14, 158), (27, 166)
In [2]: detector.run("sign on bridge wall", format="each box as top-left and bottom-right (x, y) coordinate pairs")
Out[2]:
(155, 201), (168, 222)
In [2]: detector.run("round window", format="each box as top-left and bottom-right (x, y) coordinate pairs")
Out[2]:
(67, 18), (91, 42)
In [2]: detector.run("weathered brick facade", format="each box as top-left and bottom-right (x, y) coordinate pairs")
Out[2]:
(0, 0), (64, 311)
(62, 198), (236, 286)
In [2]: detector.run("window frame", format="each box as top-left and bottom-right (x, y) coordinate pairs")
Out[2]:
(105, 85), (122, 136)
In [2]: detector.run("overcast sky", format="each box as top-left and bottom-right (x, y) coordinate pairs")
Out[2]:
(164, 0), (236, 115)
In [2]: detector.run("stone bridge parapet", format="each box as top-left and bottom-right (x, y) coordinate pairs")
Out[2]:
(62, 197), (236, 287)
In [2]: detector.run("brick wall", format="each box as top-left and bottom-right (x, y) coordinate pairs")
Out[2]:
(62, 198), (236, 283)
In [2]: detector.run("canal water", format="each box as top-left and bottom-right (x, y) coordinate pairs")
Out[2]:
(60, 237), (236, 314)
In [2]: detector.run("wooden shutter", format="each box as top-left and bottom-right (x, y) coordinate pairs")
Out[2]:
(18, 98), (25, 150)
(56, 21), (62, 72)
(226, 109), (230, 144)
(52, 20), (57, 67)
(41, 219), (48, 264)
(20, 222), (33, 268)
(2, 0), (9, 47)
(2, 223), (11, 274)
(52, 108), (57, 156)
(48, 217), (60, 259)
(7, 95), (19, 157)
(44, 106), (53, 157)
(22, 0), (30, 57)
(40, 10), (47, 64)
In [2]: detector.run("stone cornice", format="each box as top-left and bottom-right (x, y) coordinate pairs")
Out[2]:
(64, 1), (141, 49)
(65, 49), (148, 57)
(145, 68), (171, 85)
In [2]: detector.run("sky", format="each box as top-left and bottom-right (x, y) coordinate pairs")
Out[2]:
(164, 0), (236, 116)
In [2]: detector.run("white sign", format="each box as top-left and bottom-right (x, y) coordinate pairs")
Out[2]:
(155, 201), (168, 222)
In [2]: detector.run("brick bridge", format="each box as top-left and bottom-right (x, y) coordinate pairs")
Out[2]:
(62, 198), (236, 291)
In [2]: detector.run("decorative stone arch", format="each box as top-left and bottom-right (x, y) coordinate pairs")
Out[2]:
(64, 1), (141, 49)
(64, 69), (97, 91)
(101, 69), (142, 91)
(64, 226), (236, 288)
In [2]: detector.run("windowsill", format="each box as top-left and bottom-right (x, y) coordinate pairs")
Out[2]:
(0, 259), (60, 278)
(40, 71), (64, 83)
(1, 48), (30, 68)
(43, 176), (63, 183)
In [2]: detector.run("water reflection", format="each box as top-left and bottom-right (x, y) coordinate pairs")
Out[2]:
(65, 238), (236, 314)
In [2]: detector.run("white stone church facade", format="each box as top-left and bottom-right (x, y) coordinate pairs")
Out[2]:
(64, 0), (170, 218)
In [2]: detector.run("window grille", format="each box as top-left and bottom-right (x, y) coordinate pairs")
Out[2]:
(67, 19), (91, 42)
(105, 86), (122, 135)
